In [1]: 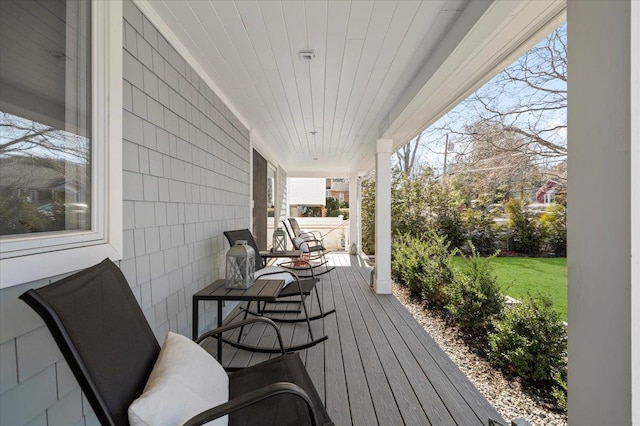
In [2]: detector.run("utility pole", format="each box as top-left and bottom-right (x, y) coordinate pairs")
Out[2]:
(442, 134), (449, 186)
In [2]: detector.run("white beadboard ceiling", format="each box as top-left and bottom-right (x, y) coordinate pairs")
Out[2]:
(137, 0), (565, 176)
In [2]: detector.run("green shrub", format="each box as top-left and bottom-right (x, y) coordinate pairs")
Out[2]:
(392, 233), (424, 294)
(488, 295), (567, 384)
(0, 191), (58, 235)
(446, 245), (503, 335)
(462, 208), (498, 255)
(418, 231), (456, 305)
(361, 179), (375, 254)
(506, 199), (543, 255)
(430, 190), (466, 250)
(326, 197), (349, 218)
(363, 167), (466, 254)
(539, 203), (566, 256)
(391, 231), (455, 305)
(551, 369), (568, 412)
(390, 168), (434, 238)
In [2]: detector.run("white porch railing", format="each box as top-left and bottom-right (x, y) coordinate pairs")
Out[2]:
(268, 217), (349, 250)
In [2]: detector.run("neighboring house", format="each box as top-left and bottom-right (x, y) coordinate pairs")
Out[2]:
(288, 177), (326, 217)
(325, 178), (350, 203)
(0, 157), (64, 206)
(287, 177), (349, 216)
(536, 179), (566, 204)
(0, 156), (88, 206)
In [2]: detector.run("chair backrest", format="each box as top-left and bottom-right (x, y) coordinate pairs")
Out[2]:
(288, 218), (302, 236)
(282, 220), (319, 253)
(281, 220), (297, 245)
(20, 259), (160, 426)
(223, 229), (266, 270)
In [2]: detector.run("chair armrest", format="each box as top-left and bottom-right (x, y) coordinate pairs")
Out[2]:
(258, 267), (317, 287)
(183, 381), (321, 426)
(299, 231), (323, 243)
(195, 317), (286, 355)
(298, 237), (326, 253)
(267, 260), (317, 280)
(279, 258), (325, 272)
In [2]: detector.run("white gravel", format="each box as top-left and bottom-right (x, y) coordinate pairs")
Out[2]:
(393, 283), (567, 426)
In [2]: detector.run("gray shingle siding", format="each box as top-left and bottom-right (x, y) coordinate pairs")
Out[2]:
(0, 1), (250, 423)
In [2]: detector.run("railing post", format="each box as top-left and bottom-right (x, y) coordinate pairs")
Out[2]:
(349, 172), (359, 253)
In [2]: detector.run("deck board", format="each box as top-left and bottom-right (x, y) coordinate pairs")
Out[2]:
(202, 253), (505, 425)
(331, 265), (378, 425)
(335, 260), (406, 425)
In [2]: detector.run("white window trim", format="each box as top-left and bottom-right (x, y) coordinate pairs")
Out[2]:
(0, 0), (123, 288)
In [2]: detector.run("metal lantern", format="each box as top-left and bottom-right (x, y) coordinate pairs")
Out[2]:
(272, 227), (287, 253)
(225, 240), (255, 289)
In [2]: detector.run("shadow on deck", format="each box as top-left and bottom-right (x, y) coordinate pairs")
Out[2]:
(204, 252), (504, 426)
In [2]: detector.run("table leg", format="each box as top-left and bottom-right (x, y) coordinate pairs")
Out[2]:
(192, 297), (199, 340)
(217, 301), (223, 362)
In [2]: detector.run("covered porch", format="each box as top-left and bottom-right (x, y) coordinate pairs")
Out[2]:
(0, 0), (638, 424)
(211, 252), (504, 425)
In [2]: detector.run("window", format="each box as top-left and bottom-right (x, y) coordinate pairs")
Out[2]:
(0, 0), (122, 288)
(1, 0), (91, 237)
(544, 192), (554, 204)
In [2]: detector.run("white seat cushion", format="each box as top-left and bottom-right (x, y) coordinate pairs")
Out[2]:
(298, 231), (314, 241)
(128, 332), (229, 426)
(255, 265), (295, 287)
(293, 237), (310, 252)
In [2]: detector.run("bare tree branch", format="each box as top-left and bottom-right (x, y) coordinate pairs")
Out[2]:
(427, 24), (567, 194)
(395, 130), (427, 177)
(0, 113), (89, 163)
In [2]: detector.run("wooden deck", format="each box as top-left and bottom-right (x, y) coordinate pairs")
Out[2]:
(205, 253), (504, 426)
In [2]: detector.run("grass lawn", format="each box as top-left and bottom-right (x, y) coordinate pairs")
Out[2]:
(450, 256), (568, 321)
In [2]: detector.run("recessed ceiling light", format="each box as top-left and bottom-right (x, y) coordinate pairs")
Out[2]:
(299, 50), (315, 61)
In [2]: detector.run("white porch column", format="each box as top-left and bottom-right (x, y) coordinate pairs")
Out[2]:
(374, 139), (392, 294)
(567, 1), (639, 424)
(348, 172), (359, 252)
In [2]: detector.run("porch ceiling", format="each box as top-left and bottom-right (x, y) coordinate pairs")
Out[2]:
(136, 0), (564, 177)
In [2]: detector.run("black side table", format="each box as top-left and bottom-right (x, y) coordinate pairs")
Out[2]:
(193, 277), (329, 363)
(192, 279), (285, 362)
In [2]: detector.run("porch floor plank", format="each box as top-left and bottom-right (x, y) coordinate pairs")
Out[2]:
(334, 264), (405, 425)
(203, 253), (504, 426)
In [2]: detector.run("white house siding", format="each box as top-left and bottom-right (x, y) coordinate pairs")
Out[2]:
(288, 177), (326, 206)
(0, 1), (250, 424)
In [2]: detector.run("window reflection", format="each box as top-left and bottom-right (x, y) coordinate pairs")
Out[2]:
(0, 113), (90, 235)
(0, 0), (91, 237)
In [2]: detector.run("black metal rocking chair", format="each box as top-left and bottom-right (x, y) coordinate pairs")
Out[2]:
(287, 217), (325, 246)
(281, 220), (335, 277)
(19, 258), (333, 426)
(223, 229), (336, 325)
